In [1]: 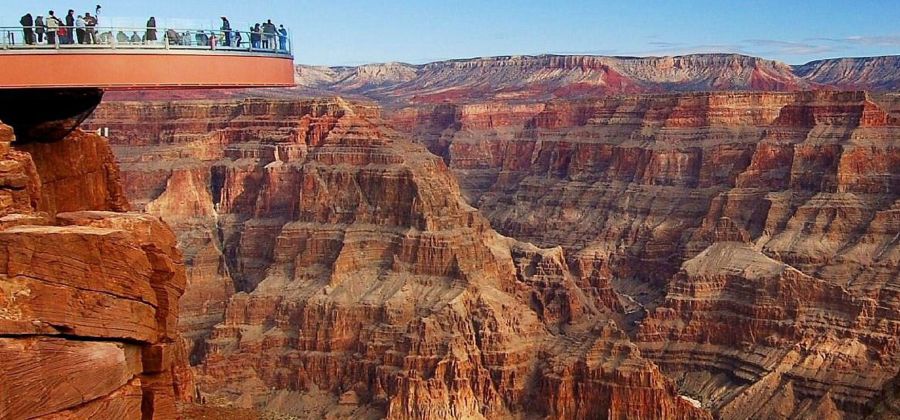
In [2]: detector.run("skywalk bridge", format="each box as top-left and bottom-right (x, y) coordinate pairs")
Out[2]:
(0, 25), (295, 141)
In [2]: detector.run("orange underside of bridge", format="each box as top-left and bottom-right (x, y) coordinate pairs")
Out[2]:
(0, 52), (295, 89)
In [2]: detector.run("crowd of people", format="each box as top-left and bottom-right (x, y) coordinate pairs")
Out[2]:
(15, 7), (289, 52)
(19, 6), (101, 45)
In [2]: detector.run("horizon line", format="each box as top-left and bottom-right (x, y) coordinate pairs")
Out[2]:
(298, 52), (900, 69)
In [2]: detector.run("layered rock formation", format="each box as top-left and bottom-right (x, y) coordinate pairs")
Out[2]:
(794, 56), (900, 92)
(296, 54), (900, 104)
(0, 123), (193, 419)
(382, 90), (900, 418)
(298, 54), (808, 104)
(86, 99), (710, 418)
(86, 88), (899, 418)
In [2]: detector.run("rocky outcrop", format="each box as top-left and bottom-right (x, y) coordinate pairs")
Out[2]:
(14, 129), (129, 216)
(637, 242), (898, 418)
(0, 124), (193, 419)
(87, 98), (710, 418)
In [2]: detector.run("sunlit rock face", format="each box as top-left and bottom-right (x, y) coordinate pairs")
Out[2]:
(295, 54), (900, 105)
(296, 54), (808, 104)
(0, 123), (193, 419)
(87, 87), (899, 418)
(86, 98), (711, 418)
(384, 90), (900, 418)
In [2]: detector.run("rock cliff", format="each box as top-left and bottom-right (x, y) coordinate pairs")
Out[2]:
(0, 123), (193, 419)
(86, 89), (899, 418)
(384, 90), (900, 418)
(86, 98), (709, 418)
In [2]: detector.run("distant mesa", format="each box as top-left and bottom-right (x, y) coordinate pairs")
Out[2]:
(295, 53), (900, 103)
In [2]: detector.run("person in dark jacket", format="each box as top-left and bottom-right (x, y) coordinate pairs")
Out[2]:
(220, 16), (231, 47)
(195, 31), (209, 46)
(262, 19), (276, 49)
(250, 24), (261, 49)
(165, 28), (181, 45)
(35, 16), (45, 43)
(84, 12), (97, 44)
(146, 17), (157, 42)
(65, 10), (75, 44)
(20, 13), (34, 45)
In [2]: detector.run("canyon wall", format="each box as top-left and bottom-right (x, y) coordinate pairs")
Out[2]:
(0, 124), (193, 418)
(86, 99), (709, 418)
(384, 90), (900, 418)
(86, 90), (899, 419)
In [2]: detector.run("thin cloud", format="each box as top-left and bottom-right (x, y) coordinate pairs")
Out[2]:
(743, 39), (836, 55)
(647, 41), (683, 48)
(810, 35), (900, 47)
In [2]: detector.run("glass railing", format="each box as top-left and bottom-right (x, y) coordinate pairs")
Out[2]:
(0, 26), (293, 56)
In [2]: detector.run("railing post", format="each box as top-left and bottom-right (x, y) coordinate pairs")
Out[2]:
(164, 31), (169, 50)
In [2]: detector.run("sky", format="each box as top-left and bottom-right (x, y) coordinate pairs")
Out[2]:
(5, 0), (899, 66)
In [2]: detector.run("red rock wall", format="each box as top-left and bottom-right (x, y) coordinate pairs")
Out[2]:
(0, 125), (193, 419)
(86, 98), (709, 418)
(386, 90), (900, 418)
(14, 130), (129, 216)
(86, 91), (899, 418)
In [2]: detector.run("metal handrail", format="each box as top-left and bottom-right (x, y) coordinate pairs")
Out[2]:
(0, 25), (293, 56)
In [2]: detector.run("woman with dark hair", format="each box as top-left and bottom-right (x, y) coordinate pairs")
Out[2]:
(220, 16), (231, 47)
(65, 10), (75, 44)
(20, 13), (34, 45)
(250, 24), (261, 49)
(35, 16), (45, 43)
(146, 17), (157, 42)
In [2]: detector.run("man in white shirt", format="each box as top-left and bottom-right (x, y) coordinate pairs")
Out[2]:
(75, 15), (86, 44)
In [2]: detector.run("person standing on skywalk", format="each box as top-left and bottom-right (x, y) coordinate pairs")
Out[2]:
(20, 13), (34, 45)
